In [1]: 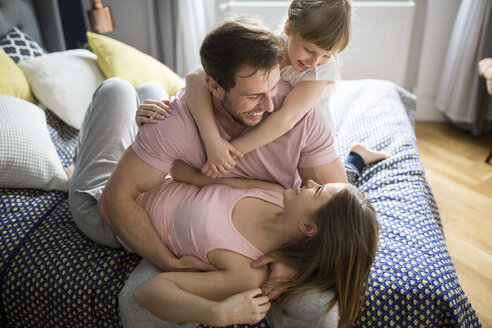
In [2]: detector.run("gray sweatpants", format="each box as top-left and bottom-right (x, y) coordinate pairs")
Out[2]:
(69, 78), (168, 248)
(69, 78), (338, 328)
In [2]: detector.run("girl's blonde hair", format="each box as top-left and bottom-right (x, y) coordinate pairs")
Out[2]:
(287, 0), (351, 52)
(271, 184), (379, 327)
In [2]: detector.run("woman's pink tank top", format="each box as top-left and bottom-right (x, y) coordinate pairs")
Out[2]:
(137, 179), (284, 263)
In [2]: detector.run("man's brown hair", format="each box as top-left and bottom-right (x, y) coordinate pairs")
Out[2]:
(200, 16), (285, 92)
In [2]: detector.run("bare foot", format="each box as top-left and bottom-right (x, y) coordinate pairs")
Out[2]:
(350, 143), (389, 165)
(64, 164), (74, 184)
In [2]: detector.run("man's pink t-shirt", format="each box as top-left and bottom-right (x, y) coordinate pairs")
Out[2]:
(132, 80), (338, 189)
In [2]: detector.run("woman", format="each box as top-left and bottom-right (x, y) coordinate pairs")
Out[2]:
(133, 160), (380, 327)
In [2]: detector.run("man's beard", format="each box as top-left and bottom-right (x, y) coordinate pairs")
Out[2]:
(220, 93), (263, 128)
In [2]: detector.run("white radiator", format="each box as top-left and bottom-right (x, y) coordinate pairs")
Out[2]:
(219, 1), (416, 87)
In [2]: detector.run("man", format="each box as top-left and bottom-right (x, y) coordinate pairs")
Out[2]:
(69, 17), (346, 328)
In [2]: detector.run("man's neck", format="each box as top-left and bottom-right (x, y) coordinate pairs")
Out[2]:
(211, 96), (247, 139)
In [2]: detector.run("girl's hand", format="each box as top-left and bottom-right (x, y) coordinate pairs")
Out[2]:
(212, 288), (270, 326)
(136, 99), (172, 126)
(202, 139), (243, 179)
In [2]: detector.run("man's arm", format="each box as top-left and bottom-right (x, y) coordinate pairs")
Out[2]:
(298, 157), (348, 185)
(98, 147), (214, 272)
(171, 160), (285, 194)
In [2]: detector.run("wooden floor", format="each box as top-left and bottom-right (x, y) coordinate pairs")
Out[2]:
(415, 122), (492, 328)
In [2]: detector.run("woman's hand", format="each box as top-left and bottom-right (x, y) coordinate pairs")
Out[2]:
(202, 138), (243, 179)
(136, 99), (172, 126)
(251, 255), (297, 300)
(211, 288), (270, 326)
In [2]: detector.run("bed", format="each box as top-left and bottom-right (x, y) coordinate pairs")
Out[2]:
(0, 1), (483, 327)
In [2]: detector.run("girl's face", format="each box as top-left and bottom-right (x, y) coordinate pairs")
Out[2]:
(283, 180), (346, 235)
(285, 30), (338, 72)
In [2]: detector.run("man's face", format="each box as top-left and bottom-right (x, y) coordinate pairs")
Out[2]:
(219, 66), (281, 127)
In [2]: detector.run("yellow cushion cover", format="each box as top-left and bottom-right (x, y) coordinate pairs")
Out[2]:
(0, 49), (35, 103)
(87, 32), (184, 96)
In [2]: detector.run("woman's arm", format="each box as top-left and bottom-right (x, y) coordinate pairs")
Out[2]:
(134, 251), (270, 326)
(135, 99), (171, 127)
(170, 160), (285, 194)
(232, 80), (330, 154)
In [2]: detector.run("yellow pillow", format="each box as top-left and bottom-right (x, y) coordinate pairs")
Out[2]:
(0, 49), (35, 103)
(87, 32), (184, 96)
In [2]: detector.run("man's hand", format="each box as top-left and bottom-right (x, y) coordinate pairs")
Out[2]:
(174, 255), (218, 272)
(251, 255), (297, 300)
(170, 160), (202, 185)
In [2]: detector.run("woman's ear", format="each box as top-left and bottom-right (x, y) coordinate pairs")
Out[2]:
(284, 18), (292, 35)
(205, 76), (225, 99)
(299, 222), (319, 237)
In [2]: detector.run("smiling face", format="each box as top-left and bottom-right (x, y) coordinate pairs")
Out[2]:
(217, 66), (281, 127)
(285, 30), (338, 72)
(282, 180), (347, 235)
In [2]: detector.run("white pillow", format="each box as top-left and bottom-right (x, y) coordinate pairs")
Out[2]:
(18, 49), (105, 130)
(0, 95), (68, 191)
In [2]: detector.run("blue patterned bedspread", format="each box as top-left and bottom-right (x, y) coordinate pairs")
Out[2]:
(0, 80), (482, 327)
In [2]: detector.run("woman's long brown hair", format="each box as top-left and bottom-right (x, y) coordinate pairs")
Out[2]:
(271, 184), (379, 327)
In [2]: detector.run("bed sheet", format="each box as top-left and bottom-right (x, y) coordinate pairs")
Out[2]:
(0, 80), (482, 328)
(329, 80), (480, 327)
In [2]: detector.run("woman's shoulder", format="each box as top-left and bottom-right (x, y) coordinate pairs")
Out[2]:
(207, 249), (268, 287)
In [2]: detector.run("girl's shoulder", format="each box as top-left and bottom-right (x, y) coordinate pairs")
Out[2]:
(280, 57), (337, 87)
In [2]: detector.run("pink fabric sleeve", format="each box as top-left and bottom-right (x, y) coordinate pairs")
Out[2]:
(131, 97), (203, 174)
(298, 108), (339, 168)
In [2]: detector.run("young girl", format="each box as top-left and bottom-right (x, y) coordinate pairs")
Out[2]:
(133, 159), (380, 327)
(136, 0), (353, 179)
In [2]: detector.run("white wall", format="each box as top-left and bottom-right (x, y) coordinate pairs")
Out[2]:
(81, 0), (462, 122)
(81, 0), (151, 54)
(338, 1), (415, 86)
(216, 0), (463, 121)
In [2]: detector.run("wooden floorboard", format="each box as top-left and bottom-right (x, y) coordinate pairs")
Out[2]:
(415, 122), (492, 328)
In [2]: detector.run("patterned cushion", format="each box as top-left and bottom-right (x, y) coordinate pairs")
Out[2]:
(0, 27), (47, 63)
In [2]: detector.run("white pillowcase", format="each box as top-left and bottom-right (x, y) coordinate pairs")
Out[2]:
(0, 95), (68, 191)
(18, 49), (105, 130)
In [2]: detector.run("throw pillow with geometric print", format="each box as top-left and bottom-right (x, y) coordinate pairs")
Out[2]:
(0, 27), (47, 63)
